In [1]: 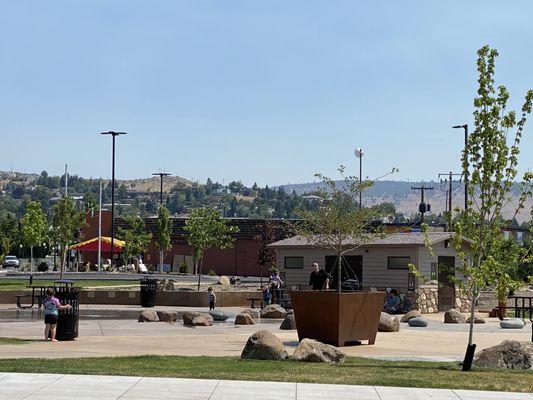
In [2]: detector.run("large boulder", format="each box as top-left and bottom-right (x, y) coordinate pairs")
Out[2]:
(260, 304), (287, 319)
(378, 312), (400, 332)
(466, 315), (486, 324)
(182, 311), (213, 326)
(241, 330), (288, 360)
(218, 276), (230, 287)
(279, 314), (296, 330)
(209, 309), (229, 321)
(473, 340), (533, 370)
(500, 318), (525, 329)
(292, 339), (346, 364)
(156, 310), (177, 322)
(241, 308), (260, 319)
(408, 316), (428, 327)
(235, 313), (255, 325)
(444, 309), (466, 324)
(400, 310), (421, 323)
(138, 310), (159, 322)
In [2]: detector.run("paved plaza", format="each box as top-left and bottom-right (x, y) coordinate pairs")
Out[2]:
(0, 304), (530, 360)
(0, 373), (532, 400)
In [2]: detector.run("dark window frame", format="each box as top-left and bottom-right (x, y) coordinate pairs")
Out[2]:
(284, 256), (304, 269)
(387, 256), (411, 270)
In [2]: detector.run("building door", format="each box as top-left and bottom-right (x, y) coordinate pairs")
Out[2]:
(438, 256), (455, 311)
(324, 255), (363, 290)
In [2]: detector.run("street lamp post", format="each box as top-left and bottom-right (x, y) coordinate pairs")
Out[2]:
(354, 148), (364, 210)
(152, 171), (172, 206)
(453, 124), (469, 211)
(100, 131), (127, 268)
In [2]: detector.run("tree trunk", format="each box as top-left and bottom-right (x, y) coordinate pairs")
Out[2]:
(467, 291), (476, 346)
(197, 257), (204, 291)
(60, 246), (65, 280)
(337, 253), (342, 294)
(159, 249), (163, 273)
(30, 246), (33, 274)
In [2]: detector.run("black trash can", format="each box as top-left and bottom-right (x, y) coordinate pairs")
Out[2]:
(140, 277), (158, 307)
(53, 280), (79, 341)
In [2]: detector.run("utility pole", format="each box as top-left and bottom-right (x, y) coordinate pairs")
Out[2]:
(438, 172), (462, 231)
(152, 171), (171, 206)
(100, 131), (127, 268)
(453, 124), (469, 210)
(411, 185), (434, 223)
(64, 164), (68, 197)
(97, 178), (102, 274)
(354, 148), (364, 210)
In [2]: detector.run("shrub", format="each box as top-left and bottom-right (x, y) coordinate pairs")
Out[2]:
(207, 269), (216, 276)
(179, 261), (188, 274)
(37, 261), (49, 272)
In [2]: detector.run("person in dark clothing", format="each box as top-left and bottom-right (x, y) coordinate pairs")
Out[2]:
(309, 263), (328, 290)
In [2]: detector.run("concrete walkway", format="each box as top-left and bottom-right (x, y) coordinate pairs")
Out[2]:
(0, 373), (531, 400)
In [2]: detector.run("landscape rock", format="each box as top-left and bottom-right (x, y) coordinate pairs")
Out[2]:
(182, 311), (214, 326)
(500, 318), (525, 329)
(378, 312), (400, 332)
(292, 339), (346, 364)
(444, 309), (466, 324)
(209, 309), (229, 321)
(241, 330), (288, 360)
(235, 313), (255, 325)
(408, 316), (428, 327)
(241, 308), (260, 319)
(156, 310), (177, 322)
(260, 304), (287, 319)
(218, 276), (230, 287)
(400, 310), (421, 323)
(279, 314), (296, 330)
(138, 310), (159, 322)
(466, 315), (486, 324)
(473, 340), (533, 369)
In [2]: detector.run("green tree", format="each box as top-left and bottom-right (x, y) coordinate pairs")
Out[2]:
(117, 215), (152, 266)
(294, 166), (395, 292)
(51, 197), (85, 279)
(155, 205), (172, 272)
(21, 201), (48, 273)
(184, 207), (239, 290)
(436, 46), (532, 370)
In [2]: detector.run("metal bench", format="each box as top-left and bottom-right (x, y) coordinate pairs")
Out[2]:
(498, 296), (533, 341)
(246, 297), (263, 309)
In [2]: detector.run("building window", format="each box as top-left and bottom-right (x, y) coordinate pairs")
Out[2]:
(284, 256), (304, 269)
(387, 256), (410, 270)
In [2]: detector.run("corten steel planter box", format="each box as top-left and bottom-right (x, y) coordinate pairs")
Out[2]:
(291, 290), (385, 346)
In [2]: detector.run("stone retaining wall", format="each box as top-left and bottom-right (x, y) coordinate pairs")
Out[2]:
(406, 285), (472, 313)
(0, 289), (260, 307)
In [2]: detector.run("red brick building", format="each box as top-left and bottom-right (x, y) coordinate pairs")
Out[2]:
(81, 211), (291, 277)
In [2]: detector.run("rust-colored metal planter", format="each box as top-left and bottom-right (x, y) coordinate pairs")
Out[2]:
(291, 290), (385, 346)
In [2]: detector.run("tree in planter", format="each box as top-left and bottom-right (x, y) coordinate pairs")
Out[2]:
(155, 205), (172, 273)
(256, 219), (288, 285)
(429, 45), (532, 371)
(21, 201), (48, 273)
(116, 215), (152, 268)
(294, 166), (396, 292)
(51, 197), (85, 279)
(184, 207), (239, 290)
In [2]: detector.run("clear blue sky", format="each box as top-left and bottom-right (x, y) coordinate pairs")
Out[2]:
(1, 1), (532, 186)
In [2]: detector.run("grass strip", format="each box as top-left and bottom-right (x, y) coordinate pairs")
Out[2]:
(0, 355), (531, 392)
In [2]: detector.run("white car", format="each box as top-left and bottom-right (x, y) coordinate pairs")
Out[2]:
(2, 255), (20, 268)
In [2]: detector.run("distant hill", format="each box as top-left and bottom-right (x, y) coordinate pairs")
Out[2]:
(282, 180), (532, 223)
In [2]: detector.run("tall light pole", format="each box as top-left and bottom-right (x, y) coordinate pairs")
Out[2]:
(152, 171), (171, 206)
(453, 124), (469, 211)
(354, 148), (364, 210)
(100, 131), (127, 268)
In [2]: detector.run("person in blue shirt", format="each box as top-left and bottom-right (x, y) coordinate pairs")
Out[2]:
(383, 288), (401, 314)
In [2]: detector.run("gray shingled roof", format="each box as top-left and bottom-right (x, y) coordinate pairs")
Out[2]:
(267, 232), (454, 248)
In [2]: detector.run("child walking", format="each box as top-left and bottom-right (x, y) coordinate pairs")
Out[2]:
(43, 288), (71, 342)
(207, 287), (216, 310)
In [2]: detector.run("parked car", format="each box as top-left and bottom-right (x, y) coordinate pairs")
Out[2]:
(2, 255), (20, 268)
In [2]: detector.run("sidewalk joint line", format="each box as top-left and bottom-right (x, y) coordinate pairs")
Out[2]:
(208, 379), (221, 400)
(451, 388), (464, 400)
(19, 373), (64, 400)
(373, 386), (383, 400)
(116, 376), (143, 399)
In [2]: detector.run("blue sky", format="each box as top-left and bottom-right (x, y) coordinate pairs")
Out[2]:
(1, 1), (532, 186)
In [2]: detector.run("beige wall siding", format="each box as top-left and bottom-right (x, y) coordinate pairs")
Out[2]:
(417, 242), (461, 282)
(277, 246), (421, 291)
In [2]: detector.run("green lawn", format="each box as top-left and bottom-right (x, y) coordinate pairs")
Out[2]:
(0, 279), (138, 291)
(0, 337), (35, 345)
(0, 356), (531, 392)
